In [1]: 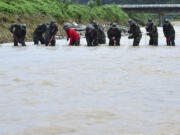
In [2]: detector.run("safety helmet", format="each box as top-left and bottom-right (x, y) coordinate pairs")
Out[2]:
(63, 24), (69, 30)
(86, 24), (94, 31)
(128, 19), (133, 25)
(112, 23), (117, 28)
(164, 18), (169, 24)
(20, 24), (26, 29)
(45, 22), (50, 26)
(50, 20), (57, 25)
(148, 18), (153, 23)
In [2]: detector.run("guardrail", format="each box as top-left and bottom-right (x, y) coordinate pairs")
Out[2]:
(118, 4), (180, 8)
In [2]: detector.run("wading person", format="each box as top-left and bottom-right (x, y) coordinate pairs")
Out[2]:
(33, 22), (49, 45)
(146, 19), (158, 46)
(92, 20), (106, 44)
(45, 21), (58, 46)
(63, 24), (80, 46)
(10, 24), (26, 46)
(107, 23), (121, 46)
(163, 19), (175, 46)
(128, 19), (142, 46)
(85, 24), (98, 46)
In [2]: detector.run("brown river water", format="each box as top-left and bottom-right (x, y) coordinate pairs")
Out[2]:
(0, 25), (180, 135)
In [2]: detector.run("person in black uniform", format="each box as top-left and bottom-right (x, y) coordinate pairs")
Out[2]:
(128, 19), (142, 46)
(92, 20), (106, 44)
(107, 23), (121, 46)
(10, 24), (26, 46)
(45, 21), (58, 46)
(33, 22), (49, 45)
(146, 19), (158, 46)
(163, 19), (175, 46)
(85, 24), (98, 46)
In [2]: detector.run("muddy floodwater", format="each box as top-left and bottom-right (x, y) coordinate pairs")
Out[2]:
(0, 25), (180, 135)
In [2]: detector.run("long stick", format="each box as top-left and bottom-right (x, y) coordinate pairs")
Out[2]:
(14, 34), (19, 42)
(167, 37), (171, 45)
(145, 32), (147, 46)
(48, 35), (54, 46)
(13, 34), (23, 46)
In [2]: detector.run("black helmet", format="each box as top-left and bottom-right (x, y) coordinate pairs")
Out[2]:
(45, 22), (50, 26)
(86, 24), (94, 31)
(111, 23), (117, 28)
(50, 20), (57, 25)
(164, 18), (169, 24)
(20, 24), (26, 29)
(128, 19), (133, 25)
(148, 18), (153, 23)
(63, 24), (69, 30)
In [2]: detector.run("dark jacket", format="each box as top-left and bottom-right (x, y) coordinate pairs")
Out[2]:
(45, 24), (58, 45)
(47, 25), (58, 36)
(146, 23), (158, 38)
(107, 27), (121, 40)
(85, 28), (98, 46)
(34, 23), (49, 35)
(128, 23), (142, 38)
(92, 23), (106, 43)
(45, 24), (58, 39)
(10, 24), (26, 38)
(163, 23), (175, 38)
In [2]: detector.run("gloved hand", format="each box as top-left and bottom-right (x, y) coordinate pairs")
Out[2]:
(53, 32), (57, 35)
(67, 38), (69, 41)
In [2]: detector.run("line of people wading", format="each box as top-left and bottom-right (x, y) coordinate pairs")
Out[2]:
(10, 18), (175, 47)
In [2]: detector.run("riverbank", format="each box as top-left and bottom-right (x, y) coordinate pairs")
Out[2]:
(0, 13), (153, 44)
(0, 13), (66, 43)
(0, 13), (111, 43)
(0, 0), (130, 43)
(1, 0), (162, 44)
(0, 0), (158, 43)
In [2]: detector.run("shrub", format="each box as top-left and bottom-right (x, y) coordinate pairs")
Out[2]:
(0, 0), (130, 24)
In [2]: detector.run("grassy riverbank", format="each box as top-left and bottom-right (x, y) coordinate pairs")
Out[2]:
(0, 0), (150, 43)
(0, 0), (129, 43)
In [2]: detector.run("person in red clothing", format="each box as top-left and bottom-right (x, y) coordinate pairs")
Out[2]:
(63, 25), (80, 46)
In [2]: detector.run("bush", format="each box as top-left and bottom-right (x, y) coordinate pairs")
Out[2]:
(90, 5), (129, 24)
(0, 0), (129, 24)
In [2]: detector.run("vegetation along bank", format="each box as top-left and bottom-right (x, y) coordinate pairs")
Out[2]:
(0, 0), (151, 43)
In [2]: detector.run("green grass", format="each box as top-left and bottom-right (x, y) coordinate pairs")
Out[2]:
(0, 0), (129, 23)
